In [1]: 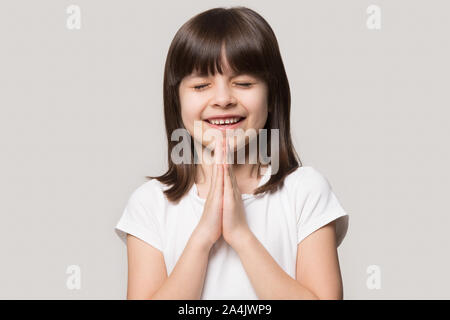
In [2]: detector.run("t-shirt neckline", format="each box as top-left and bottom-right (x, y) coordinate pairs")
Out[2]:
(189, 164), (272, 203)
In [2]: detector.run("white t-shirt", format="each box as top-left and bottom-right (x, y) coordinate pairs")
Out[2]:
(115, 165), (349, 300)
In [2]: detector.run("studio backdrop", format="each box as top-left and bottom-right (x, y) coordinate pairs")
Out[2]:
(0, 0), (449, 299)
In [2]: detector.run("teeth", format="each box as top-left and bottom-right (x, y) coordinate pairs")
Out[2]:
(209, 117), (240, 125)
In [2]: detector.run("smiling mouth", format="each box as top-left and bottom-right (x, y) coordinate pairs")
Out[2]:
(204, 117), (245, 127)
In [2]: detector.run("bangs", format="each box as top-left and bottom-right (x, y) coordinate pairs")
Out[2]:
(170, 8), (271, 83)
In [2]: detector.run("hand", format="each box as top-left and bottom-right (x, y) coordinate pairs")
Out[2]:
(222, 139), (251, 248)
(194, 140), (224, 249)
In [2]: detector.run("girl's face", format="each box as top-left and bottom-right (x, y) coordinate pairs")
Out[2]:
(178, 54), (269, 154)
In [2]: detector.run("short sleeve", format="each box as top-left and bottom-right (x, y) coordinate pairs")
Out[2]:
(296, 167), (349, 248)
(115, 184), (163, 252)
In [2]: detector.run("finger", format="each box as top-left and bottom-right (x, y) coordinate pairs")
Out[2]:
(223, 139), (233, 190)
(223, 163), (232, 193)
(214, 135), (224, 165)
(217, 139), (237, 197)
(214, 163), (224, 200)
(210, 162), (217, 188)
(205, 163), (217, 203)
(226, 140), (240, 193)
(223, 137), (227, 165)
(225, 138), (232, 166)
(207, 139), (221, 199)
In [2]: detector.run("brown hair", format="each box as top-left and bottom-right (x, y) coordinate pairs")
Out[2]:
(146, 6), (302, 203)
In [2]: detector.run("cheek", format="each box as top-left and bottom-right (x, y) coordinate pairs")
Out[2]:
(180, 105), (210, 144)
(179, 85), (201, 122)
(245, 96), (268, 127)
(180, 98), (202, 127)
(179, 93), (214, 147)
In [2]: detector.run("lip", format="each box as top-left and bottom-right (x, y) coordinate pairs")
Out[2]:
(204, 114), (244, 121)
(203, 117), (245, 130)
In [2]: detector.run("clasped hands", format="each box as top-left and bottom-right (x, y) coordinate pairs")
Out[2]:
(197, 138), (252, 250)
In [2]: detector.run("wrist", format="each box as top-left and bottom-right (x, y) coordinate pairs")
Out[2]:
(227, 226), (253, 251)
(191, 227), (215, 252)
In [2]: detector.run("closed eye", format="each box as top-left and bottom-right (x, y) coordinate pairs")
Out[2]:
(236, 83), (253, 87)
(193, 84), (209, 90)
(193, 83), (253, 91)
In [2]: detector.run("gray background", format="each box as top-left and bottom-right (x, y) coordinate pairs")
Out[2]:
(1, 0), (449, 299)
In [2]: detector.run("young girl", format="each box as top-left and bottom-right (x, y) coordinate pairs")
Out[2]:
(115, 6), (349, 300)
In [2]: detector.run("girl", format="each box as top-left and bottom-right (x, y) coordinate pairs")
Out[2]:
(115, 6), (349, 300)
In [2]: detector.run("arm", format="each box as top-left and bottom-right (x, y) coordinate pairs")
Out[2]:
(128, 158), (224, 299)
(296, 220), (344, 300)
(127, 227), (213, 300)
(231, 221), (342, 300)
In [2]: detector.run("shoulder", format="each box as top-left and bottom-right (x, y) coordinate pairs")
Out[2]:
(288, 166), (349, 247)
(127, 178), (168, 212)
(284, 166), (331, 193)
(116, 179), (167, 249)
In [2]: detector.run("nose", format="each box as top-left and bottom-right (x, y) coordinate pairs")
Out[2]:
(211, 80), (237, 108)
